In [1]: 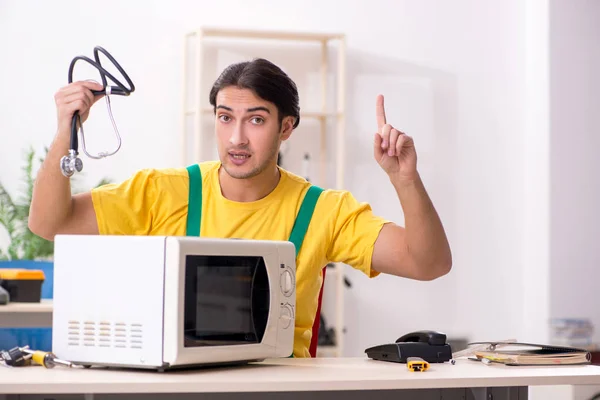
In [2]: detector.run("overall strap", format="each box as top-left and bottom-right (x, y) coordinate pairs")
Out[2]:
(288, 185), (324, 257)
(287, 185), (324, 358)
(186, 164), (202, 236)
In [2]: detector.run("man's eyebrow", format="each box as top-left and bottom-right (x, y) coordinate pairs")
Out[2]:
(215, 105), (270, 114)
(246, 106), (270, 114)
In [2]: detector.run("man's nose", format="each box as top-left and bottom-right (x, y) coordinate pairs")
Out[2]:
(229, 122), (249, 146)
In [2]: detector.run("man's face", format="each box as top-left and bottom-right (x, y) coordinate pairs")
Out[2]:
(214, 86), (293, 180)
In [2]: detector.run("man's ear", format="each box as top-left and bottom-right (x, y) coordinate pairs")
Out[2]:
(280, 116), (295, 140)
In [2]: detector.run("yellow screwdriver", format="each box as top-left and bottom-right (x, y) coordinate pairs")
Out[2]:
(20, 348), (73, 368)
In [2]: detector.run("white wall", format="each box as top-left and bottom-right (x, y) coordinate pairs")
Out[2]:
(0, 0), (549, 356)
(549, 0), (600, 342)
(521, 0), (551, 345)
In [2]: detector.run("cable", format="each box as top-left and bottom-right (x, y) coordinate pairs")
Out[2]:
(60, 46), (135, 177)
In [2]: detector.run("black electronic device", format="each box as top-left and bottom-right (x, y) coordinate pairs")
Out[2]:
(365, 330), (453, 364)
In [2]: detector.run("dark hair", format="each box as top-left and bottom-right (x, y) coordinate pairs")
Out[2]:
(209, 58), (300, 129)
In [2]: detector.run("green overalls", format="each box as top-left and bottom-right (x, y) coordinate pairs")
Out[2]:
(184, 164), (323, 358)
(185, 164), (323, 246)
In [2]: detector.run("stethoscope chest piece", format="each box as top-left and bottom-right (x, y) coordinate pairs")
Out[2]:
(60, 150), (83, 178)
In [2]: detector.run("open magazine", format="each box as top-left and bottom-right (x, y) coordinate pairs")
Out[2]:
(452, 341), (592, 366)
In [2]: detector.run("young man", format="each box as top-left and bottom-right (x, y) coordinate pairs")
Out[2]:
(29, 58), (452, 358)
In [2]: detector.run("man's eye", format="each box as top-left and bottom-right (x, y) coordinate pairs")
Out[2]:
(251, 117), (264, 124)
(218, 115), (231, 122)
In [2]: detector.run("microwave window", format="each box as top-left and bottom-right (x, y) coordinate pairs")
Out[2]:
(184, 255), (270, 347)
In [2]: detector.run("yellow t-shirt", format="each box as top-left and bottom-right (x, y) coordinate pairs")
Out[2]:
(91, 161), (389, 357)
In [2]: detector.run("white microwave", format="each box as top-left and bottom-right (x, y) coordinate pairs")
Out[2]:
(52, 235), (296, 370)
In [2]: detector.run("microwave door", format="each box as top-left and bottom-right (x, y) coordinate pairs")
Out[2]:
(183, 255), (270, 348)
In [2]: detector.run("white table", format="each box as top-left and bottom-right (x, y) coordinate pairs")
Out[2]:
(0, 300), (52, 328)
(1, 357), (600, 400)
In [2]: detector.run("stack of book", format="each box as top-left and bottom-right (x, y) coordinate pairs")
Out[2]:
(454, 341), (591, 366)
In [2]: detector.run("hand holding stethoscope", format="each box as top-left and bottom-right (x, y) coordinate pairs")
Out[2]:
(57, 46), (135, 177)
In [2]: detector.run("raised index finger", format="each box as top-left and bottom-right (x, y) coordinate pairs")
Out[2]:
(376, 94), (386, 130)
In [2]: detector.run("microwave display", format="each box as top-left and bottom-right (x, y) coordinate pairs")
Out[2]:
(184, 255), (270, 347)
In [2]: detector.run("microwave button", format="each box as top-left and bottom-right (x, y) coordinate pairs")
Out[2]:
(280, 304), (294, 329)
(280, 269), (294, 296)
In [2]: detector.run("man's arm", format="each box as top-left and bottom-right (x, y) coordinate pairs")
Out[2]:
(28, 81), (103, 241)
(370, 94), (452, 280)
(372, 174), (451, 280)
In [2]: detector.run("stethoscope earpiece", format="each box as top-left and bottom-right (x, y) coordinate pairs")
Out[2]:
(60, 46), (134, 178)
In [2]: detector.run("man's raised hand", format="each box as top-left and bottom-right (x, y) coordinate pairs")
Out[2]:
(373, 94), (418, 181)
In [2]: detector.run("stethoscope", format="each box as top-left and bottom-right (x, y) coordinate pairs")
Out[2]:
(60, 46), (135, 177)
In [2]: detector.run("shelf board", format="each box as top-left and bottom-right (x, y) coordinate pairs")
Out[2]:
(301, 111), (344, 119)
(188, 27), (344, 42)
(0, 299), (52, 313)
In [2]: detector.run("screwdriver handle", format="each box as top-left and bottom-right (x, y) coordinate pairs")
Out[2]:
(31, 351), (56, 368)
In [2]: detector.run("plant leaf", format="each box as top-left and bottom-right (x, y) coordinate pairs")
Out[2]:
(0, 145), (110, 261)
(96, 178), (111, 188)
(0, 181), (17, 225)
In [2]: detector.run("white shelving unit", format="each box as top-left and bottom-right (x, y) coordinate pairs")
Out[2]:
(182, 27), (347, 357)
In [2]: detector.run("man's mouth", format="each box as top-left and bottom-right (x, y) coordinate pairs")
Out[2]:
(229, 152), (250, 160)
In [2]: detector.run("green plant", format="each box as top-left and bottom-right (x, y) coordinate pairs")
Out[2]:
(0, 146), (110, 261)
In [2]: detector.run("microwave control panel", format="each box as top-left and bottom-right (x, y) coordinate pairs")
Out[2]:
(279, 263), (296, 330)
